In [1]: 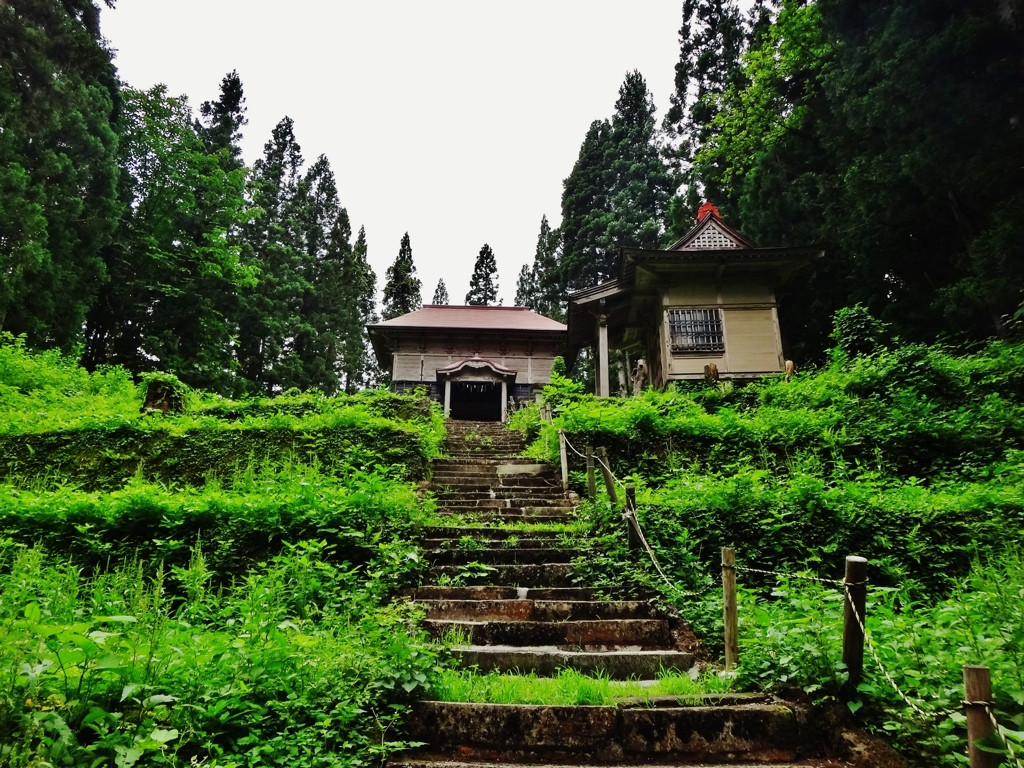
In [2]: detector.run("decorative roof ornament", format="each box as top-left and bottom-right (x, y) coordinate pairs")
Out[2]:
(697, 202), (722, 221)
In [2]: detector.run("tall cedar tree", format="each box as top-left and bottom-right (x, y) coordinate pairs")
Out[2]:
(339, 225), (377, 392)
(515, 214), (563, 319)
(82, 85), (252, 393)
(432, 279), (450, 305)
(235, 117), (306, 394)
(279, 155), (350, 394)
(0, 0), (120, 350)
(560, 72), (675, 294)
(662, 0), (748, 234)
(195, 70), (246, 172)
(466, 244), (499, 305)
(382, 232), (421, 319)
(693, 0), (1024, 354)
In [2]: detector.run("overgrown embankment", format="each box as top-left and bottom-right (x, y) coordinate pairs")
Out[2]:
(0, 338), (443, 767)
(512, 338), (1024, 767)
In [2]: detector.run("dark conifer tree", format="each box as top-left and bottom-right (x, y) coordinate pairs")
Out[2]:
(338, 225), (377, 392)
(466, 244), (499, 305)
(432, 279), (450, 305)
(382, 232), (421, 319)
(516, 214), (563, 319)
(235, 116), (306, 394)
(196, 70), (247, 172)
(514, 265), (536, 309)
(0, 0), (120, 350)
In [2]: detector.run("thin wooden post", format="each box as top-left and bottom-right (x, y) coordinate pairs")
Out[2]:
(964, 666), (1000, 768)
(595, 446), (618, 505)
(585, 446), (596, 501)
(558, 429), (569, 493)
(842, 555), (868, 699)
(722, 547), (738, 670)
(625, 485), (641, 551)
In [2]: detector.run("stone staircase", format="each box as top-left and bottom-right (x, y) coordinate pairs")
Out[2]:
(395, 420), (857, 768)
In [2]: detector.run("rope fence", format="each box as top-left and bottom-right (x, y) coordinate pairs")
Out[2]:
(556, 429), (1022, 768)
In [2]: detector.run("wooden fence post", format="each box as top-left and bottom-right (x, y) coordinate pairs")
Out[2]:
(594, 447), (618, 506)
(722, 547), (738, 670)
(585, 446), (596, 501)
(964, 666), (1001, 768)
(558, 429), (569, 493)
(625, 485), (641, 551)
(842, 555), (868, 699)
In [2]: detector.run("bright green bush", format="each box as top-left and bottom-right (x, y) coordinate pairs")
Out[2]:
(0, 541), (438, 767)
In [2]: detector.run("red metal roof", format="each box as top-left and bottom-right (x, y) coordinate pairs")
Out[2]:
(371, 305), (566, 332)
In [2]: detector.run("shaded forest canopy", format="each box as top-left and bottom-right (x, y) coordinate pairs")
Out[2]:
(1, 0), (1022, 396)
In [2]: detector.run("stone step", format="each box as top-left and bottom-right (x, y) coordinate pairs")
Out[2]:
(427, 563), (576, 587)
(427, 548), (584, 566)
(406, 586), (596, 601)
(422, 528), (567, 542)
(431, 510), (574, 523)
(423, 618), (671, 648)
(450, 645), (694, 679)
(401, 701), (803, 763)
(433, 457), (542, 467)
(435, 495), (570, 506)
(423, 538), (565, 551)
(415, 599), (658, 621)
(432, 477), (560, 489)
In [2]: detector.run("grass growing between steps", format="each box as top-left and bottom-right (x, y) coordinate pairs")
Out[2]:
(420, 514), (588, 535)
(431, 668), (734, 706)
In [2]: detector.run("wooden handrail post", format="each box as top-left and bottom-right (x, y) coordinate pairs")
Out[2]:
(842, 555), (868, 699)
(625, 485), (640, 551)
(594, 446), (618, 505)
(585, 446), (596, 501)
(722, 547), (738, 670)
(558, 429), (569, 493)
(964, 666), (1000, 768)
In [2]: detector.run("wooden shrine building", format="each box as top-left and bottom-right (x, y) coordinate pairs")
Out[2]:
(367, 305), (566, 421)
(566, 204), (823, 394)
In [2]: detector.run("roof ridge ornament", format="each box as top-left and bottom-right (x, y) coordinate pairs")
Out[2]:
(697, 201), (722, 221)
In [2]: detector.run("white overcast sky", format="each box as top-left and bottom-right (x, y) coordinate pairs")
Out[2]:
(101, 1), (685, 308)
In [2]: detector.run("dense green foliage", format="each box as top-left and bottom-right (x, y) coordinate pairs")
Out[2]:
(514, 214), (562, 320)
(513, 334), (1024, 766)
(0, 339), (443, 766)
(464, 244), (498, 306)
(0, 337), (443, 487)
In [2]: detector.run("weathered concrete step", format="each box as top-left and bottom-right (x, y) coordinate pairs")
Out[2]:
(433, 458), (544, 467)
(423, 539), (565, 551)
(422, 528), (566, 542)
(450, 645), (693, 678)
(427, 548), (585, 565)
(407, 586), (596, 601)
(432, 477), (561, 489)
(427, 563), (575, 587)
(435, 497), (571, 508)
(432, 511), (574, 524)
(403, 701), (802, 763)
(424, 618), (671, 647)
(393, 759), (837, 768)
(415, 599), (657, 622)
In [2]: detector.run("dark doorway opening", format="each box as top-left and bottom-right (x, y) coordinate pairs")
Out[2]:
(450, 381), (502, 421)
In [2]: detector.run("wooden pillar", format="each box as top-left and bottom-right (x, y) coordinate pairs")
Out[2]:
(595, 446), (617, 505)
(597, 311), (610, 398)
(443, 379), (452, 418)
(964, 666), (1000, 768)
(500, 380), (508, 422)
(722, 547), (738, 670)
(842, 556), (868, 699)
(558, 429), (569, 493)
(585, 446), (596, 501)
(625, 485), (641, 551)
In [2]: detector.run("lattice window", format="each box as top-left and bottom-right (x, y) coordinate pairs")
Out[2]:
(685, 223), (739, 249)
(668, 309), (725, 353)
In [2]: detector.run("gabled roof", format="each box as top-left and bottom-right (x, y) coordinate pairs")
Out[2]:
(370, 305), (566, 333)
(667, 203), (758, 250)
